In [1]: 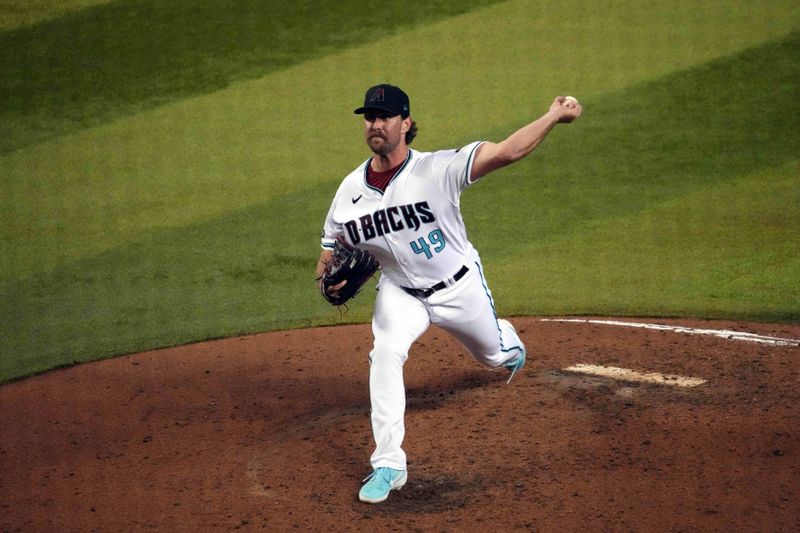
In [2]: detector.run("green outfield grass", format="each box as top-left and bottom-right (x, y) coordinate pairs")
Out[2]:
(1, 0), (799, 381)
(0, 0), (504, 154)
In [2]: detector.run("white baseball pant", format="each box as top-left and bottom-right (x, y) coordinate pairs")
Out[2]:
(367, 249), (525, 470)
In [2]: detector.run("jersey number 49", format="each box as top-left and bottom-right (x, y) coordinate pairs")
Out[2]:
(410, 229), (446, 260)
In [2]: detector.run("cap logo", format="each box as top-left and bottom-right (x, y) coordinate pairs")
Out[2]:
(368, 87), (385, 103)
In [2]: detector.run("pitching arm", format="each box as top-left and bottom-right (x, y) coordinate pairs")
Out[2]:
(470, 96), (582, 182)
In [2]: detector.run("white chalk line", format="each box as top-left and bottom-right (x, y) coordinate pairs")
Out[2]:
(563, 364), (707, 387)
(541, 318), (800, 347)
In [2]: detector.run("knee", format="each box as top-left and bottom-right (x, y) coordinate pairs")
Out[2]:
(369, 344), (407, 368)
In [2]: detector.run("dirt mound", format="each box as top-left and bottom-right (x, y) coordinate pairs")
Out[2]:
(1, 317), (798, 531)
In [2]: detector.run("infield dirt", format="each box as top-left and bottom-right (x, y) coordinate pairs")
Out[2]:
(1, 317), (798, 531)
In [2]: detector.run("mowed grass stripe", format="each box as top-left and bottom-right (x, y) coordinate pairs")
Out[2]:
(2, 34), (798, 381)
(467, 32), (800, 320)
(0, 0), (505, 154)
(490, 161), (799, 322)
(0, 0), (113, 32)
(3, 0), (798, 285)
(462, 30), (800, 257)
(0, 184), (338, 382)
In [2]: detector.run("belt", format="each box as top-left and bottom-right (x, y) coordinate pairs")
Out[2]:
(401, 265), (469, 298)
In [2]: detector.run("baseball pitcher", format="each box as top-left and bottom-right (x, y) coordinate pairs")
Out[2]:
(317, 84), (582, 503)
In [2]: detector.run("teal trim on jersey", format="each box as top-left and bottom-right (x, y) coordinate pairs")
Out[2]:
(474, 259), (524, 356)
(363, 150), (413, 196)
(464, 141), (485, 188)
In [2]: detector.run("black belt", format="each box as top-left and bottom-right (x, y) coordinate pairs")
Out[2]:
(401, 265), (469, 298)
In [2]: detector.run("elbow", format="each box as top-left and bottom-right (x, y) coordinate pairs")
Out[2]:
(496, 143), (523, 166)
(472, 141), (518, 180)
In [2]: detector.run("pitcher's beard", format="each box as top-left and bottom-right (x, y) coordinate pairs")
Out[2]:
(368, 135), (396, 156)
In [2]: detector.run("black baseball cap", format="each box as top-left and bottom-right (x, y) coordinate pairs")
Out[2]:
(354, 84), (410, 118)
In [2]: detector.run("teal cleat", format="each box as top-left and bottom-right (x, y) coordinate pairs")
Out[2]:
(358, 467), (407, 503)
(504, 347), (526, 384)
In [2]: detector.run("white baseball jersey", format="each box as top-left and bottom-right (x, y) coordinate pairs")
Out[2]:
(321, 139), (525, 473)
(321, 141), (484, 289)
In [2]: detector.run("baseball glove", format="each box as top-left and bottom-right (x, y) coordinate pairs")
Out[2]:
(320, 237), (379, 306)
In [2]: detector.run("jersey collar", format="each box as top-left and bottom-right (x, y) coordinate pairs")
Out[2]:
(363, 149), (413, 196)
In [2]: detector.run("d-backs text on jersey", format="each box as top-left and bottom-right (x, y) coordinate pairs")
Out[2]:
(345, 201), (435, 244)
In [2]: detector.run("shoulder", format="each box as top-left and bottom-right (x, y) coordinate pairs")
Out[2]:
(403, 144), (481, 179)
(421, 141), (484, 172)
(406, 147), (447, 170)
(428, 141), (483, 161)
